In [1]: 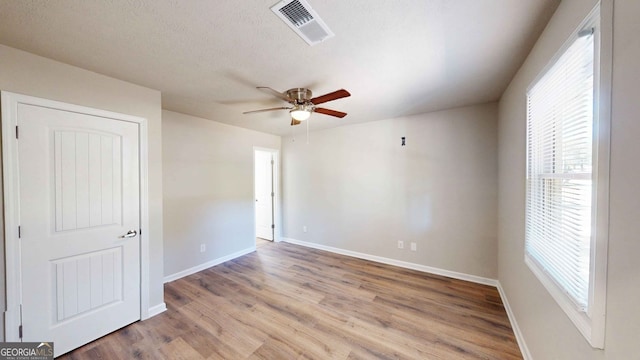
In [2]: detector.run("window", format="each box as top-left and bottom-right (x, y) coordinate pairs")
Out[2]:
(525, 4), (608, 348)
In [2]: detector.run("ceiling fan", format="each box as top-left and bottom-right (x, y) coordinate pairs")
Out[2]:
(243, 87), (351, 126)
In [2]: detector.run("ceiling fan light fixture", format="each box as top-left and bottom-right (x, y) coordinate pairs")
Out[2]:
(290, 106), (312, 121)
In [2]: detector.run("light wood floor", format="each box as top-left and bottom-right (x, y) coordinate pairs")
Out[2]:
(256, 237), (271, 248)
(60, 242), (522, 359)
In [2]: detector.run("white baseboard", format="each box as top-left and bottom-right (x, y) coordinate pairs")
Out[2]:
(497, 282), (532, 360)
(146, 303), (167, 318)
(163, 246), (256, 283)
(281, 237), (498, 287)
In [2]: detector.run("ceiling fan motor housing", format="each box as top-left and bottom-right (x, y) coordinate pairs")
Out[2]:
(286, 88), (313, 104)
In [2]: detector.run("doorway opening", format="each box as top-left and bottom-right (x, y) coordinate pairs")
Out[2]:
(254, 148), (279, 245)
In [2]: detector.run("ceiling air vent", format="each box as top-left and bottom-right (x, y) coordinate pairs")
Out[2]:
(271, 0), (334, 46)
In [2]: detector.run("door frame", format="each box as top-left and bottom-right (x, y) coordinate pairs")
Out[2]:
(253, 147), (280, 242)
(1, 92), (151, 341)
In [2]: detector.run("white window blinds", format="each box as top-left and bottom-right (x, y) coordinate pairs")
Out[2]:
(525, 31), (595, 310)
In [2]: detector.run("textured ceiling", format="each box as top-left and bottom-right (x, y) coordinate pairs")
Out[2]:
(0, 0), (559, 136)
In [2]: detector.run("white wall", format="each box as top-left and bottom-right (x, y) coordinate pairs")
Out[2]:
(0, 44), (165, 338)
(162, 110), (281, 278)
(498, 0), (640, 358)
(282, 103), (498, 279)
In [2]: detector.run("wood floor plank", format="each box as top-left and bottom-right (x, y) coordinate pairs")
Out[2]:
(219, 258), (327, 305)
(164, 281), (195, 309)
(246, 303), (351, 359)
(177, 300), (267, 358)
(159, 337), (205, 360)
(59, 242), (522, 359)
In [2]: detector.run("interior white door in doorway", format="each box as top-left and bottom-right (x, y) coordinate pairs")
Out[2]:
(255, 150), (274, 241)
(13, 101), (141, 356)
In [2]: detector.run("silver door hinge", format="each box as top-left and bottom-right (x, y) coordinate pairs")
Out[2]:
(271, 159), (274, 165)
(271, 224), (275, 229)
(15, 126), (19, 139)
(18, 226), (21, 238)
(18, 325), (22, 338)
(271, 192), (274, 197)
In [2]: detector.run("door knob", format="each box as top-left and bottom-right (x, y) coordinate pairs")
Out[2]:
(119, 230), (138, 238)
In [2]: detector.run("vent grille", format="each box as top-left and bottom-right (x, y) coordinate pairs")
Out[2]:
(279, 1), (313, 27)
(271, 0), (334, 46)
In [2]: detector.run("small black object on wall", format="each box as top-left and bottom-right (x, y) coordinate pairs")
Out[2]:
(401, 137), (406, 146)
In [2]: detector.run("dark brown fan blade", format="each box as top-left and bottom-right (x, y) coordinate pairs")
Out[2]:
(242, 106), (291, 114)
(314, 107), (347, 118)
(310, 89), (351, 105)
(290, 119), (302, 126)
(256, 87), (292, 102)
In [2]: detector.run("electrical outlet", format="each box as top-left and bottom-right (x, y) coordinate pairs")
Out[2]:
(411, 242), (417, 251)
(398, 241), (404, 249)
(200, 244), (206, 253)
(303, 225), (307, 233)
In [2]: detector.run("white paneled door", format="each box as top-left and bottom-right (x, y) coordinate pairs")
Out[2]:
(17, 103), (141, 356)
(255, 150), (274, 240)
